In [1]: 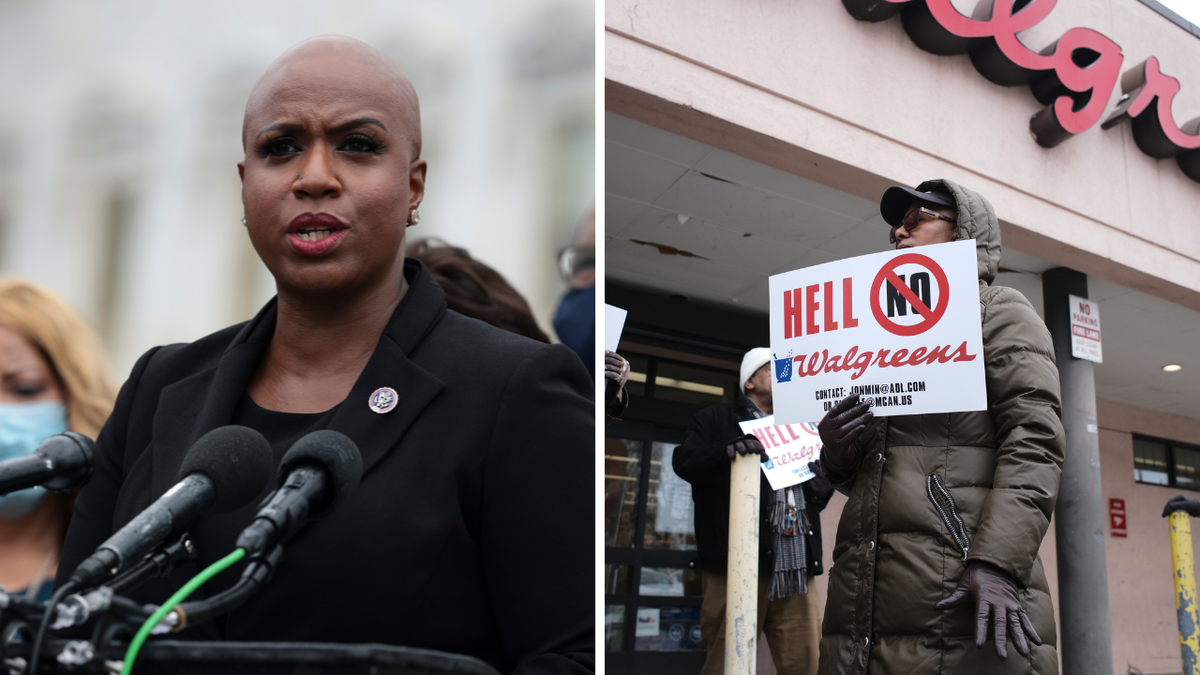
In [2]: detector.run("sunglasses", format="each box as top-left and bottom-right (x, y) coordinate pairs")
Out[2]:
(895, 206), (956, 234)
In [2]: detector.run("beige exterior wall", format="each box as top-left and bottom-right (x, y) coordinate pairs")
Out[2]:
(1093, 399), (1200, 673)
(605, 0), (1200, 311)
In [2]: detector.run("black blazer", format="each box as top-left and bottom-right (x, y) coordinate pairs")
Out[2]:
(57, 261), (595, 674)
(672, 397), (831, 575)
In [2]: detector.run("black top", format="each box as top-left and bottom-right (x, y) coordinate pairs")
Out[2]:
(57, 260), (595, 674)
(187, 395), (340, 623)
(672, 396), (832, 574)
(232, 393), (338, 462)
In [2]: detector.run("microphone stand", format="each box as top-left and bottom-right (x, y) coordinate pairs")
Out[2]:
(106, 533), (197, 596)
(0, 541), (504, 675)
(51, 532), (198, 632)
(164, 545), (284, 634)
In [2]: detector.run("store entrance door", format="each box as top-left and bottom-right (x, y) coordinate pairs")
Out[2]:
(604, 344), (740, 675)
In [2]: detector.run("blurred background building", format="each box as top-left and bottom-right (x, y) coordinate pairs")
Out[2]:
(0, 0), (594, 378)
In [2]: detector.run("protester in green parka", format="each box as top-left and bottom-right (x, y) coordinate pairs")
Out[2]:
(816, 179), (1065, 675)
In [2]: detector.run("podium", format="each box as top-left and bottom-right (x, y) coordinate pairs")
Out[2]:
(135, 641), (502, 675)
(5, 638), (503, 674)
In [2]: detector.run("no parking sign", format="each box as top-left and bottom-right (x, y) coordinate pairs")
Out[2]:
(768, 240), (987, 425)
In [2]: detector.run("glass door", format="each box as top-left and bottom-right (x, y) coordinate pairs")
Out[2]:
(604, 348), (740, 675)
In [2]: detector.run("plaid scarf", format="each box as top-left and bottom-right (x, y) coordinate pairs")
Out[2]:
(767, 484), (808, 600)
(740, 397), (809, 601)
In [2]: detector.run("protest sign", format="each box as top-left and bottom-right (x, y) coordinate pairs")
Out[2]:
(769, 239), (986, 424)
(737, 416), (820, 490)
(605, 304), (628, 352)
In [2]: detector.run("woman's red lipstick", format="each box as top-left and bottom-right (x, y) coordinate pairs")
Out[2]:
(287, 213), (348, 257)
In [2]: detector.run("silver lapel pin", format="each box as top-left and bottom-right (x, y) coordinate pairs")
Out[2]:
(368, 387), (398, 414)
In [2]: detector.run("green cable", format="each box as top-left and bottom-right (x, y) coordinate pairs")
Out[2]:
(120, 547), (247, 675)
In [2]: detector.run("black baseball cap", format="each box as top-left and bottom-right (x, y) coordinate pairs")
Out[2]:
(880, 186), (956, 227)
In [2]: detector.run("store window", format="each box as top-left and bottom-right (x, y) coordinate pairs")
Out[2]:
(1134, 435), (1200, 489)
(604, 429), (704, 653)
(605, 348), (739, 657)
(625, 356), (737, 408)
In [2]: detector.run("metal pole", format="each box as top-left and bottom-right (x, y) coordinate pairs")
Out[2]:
(725, 454), (759, 675)
(1169, 511), (1200, 675)
(1042, 267), (1113, 675)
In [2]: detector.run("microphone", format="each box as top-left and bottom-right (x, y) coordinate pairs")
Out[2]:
(157, 433), (362, 634)
(67, 425), (273, 591)
(236, 430), (362, 556)
(0, 432), (96, 495)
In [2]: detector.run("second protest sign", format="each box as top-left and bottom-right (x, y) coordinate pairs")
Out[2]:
(738, 416), (820, 490)
(769, 239), (986, 425)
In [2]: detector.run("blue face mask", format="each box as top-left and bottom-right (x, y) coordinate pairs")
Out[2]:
(0, 401), (69, 520)
(553, 286), (595, 376)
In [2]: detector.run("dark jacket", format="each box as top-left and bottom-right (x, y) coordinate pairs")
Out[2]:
(817, 179), (1064, 675)
(672, 396), (831, 575)
(604, 380), (629, 423)
(57, 260), (595, 675)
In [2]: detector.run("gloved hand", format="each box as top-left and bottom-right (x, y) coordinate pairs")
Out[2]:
(817, 394), (873, 474)
(806, 461), (835, 505)
(725, 434), (768, 461)
(935, 561), (1041, 660)
(1163, 494), (1200, 517)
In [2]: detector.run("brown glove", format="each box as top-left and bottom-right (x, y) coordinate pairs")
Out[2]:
(725, 434), (768, 461)
(935, 561), (1041, 660)
(817, 394), (873, 474)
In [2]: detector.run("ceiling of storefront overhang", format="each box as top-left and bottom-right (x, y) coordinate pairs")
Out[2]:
(606, 112), (1200, 421)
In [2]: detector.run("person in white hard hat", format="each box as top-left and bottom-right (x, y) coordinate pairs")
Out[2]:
(673, 348), (833, 675)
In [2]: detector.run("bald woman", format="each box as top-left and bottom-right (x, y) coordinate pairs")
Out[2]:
(58, 36), (594, 674)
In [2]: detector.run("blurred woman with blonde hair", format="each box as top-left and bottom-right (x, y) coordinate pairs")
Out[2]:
(0, 278), (116, 601)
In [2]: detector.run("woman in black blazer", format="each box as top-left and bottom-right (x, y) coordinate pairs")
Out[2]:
(56, 36), (594, 675)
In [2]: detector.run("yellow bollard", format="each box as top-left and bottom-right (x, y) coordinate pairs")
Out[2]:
(1170, 511), (1200, 675)
(725, 453), (760, 675)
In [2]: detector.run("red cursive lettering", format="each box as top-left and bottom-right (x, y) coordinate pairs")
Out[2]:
(841, 0), (1200, 183)
(785, 341), (976, 380)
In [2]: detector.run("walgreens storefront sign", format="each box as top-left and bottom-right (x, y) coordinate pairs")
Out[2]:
(843, 0), (1200, 184)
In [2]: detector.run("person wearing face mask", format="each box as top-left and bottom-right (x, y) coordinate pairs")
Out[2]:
(0, 279), (116, 602)
(57, 36), (592, 675)
(552, 207), (596, 375)
(815, 180), (1064, 675)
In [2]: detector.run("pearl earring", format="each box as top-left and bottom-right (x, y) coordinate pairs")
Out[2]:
(407, 209), (420, 227)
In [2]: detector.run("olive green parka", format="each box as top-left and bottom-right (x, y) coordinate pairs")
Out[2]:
(817, 179), (1065, 675)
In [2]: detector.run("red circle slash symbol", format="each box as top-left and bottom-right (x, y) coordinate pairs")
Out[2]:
(870, 253), (950, 336)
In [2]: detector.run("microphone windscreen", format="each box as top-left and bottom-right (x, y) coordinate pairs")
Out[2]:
(179, 425), (273, 513)
(37, 432), (96, 490)
(278, 430), (363, 516)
